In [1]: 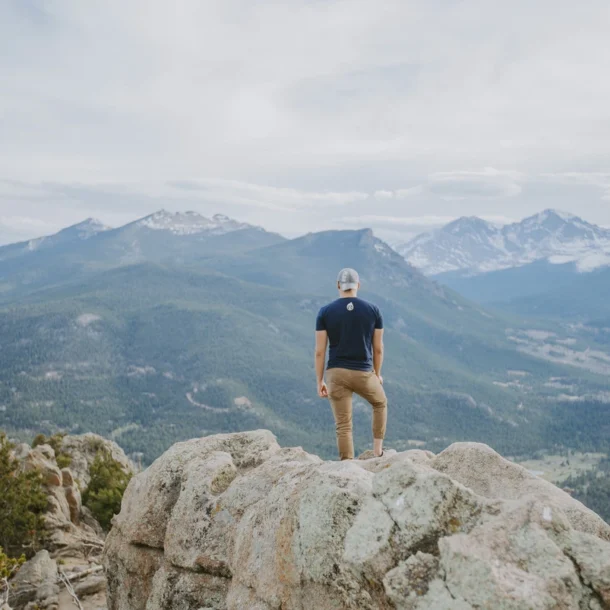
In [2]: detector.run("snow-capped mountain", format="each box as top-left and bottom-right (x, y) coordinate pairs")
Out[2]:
(398, 209), (610, 276)
(135, 210), (257, 236)
(0, 211), (285, 290)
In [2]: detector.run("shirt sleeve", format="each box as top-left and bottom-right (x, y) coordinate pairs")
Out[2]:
(375, 307), (384, 330)
(315, 307), (326, 331)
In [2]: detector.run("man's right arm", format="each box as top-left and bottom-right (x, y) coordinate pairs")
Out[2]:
(315, 331), (328, 397)
(315, 308), (329, 397)
(373, 328), (384, 382)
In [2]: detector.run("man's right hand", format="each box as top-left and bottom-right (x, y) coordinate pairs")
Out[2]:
(376, 374), (384, 385)
(318, 381), (328, 398)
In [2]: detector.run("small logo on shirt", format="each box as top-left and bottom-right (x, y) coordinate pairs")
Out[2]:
(347, 302), (354, 311)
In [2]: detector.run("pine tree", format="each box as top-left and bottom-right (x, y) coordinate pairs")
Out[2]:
(82, 449), (132, 530)
(0, 433), (48, 557)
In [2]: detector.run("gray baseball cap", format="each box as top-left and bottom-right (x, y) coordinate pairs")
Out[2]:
(337, 268), (360, 291)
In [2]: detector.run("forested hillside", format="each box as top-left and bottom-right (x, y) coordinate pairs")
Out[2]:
(1, 217), (609, 466)
(564, 456), (610, 523)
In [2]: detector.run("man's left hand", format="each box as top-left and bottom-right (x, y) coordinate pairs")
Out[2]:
(318, 381), (328, 398)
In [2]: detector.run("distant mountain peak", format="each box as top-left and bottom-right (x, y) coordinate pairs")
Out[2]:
(398, 209), (610, 275)
(443, 216), (495, 235)
(535, 209), (577, 222)
(140, 209), (206, 223)
(70, 217), (112, 237)
(136, 210), (255, 236)
(519, 208), (583, 229)
(24, 217), (110, 253)
(76, 217), (106, 226)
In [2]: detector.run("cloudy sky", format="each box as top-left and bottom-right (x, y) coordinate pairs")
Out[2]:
(1, 0), (610, 245)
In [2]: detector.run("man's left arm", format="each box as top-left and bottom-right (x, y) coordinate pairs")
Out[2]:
(315, 330), (328, 398)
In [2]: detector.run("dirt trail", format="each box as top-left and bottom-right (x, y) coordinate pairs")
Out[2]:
(58, 588), (106, 609)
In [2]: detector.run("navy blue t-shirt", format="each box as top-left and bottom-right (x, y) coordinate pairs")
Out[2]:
(316, 297), (383, 372)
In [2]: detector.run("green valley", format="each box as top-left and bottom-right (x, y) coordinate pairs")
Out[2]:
(1, 220), (609, 468)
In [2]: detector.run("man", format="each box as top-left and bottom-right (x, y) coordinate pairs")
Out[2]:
(315, 268), (387, 460)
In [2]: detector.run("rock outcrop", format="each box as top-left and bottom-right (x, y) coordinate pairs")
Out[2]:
(18, 444), (98, 560)
(104, 430), (610, 610)
(8, 550), (59, 609)
(14, 433), (134, 560)
(60, 433), (135, 489)
(4, 433), (133, 610)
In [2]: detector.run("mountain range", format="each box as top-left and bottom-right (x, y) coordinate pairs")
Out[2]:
(0, 210), (284, 299)
(396, 210), (610, 322)
(1, 210), (609, 465)
(398, 209), (610, 276)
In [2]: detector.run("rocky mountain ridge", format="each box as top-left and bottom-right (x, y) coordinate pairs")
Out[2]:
(135, 210), (259, 235)
(0, 210), (264, 260)
(104, 429), (610, 610)
(398, 209), (610, 276)
(3, 433), (134, 610)
(0, 209), (285, 299)
(0, 219), (110, 263)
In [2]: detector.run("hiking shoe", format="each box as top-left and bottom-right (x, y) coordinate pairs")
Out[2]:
(357, 449), (387, 460)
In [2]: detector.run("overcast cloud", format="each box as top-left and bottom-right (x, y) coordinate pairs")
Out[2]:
(1, 0), (610, 244)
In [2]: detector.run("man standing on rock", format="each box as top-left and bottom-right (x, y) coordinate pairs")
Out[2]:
(315, 268), (388, 460)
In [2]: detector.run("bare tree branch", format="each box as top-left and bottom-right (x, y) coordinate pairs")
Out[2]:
(64, 565), (103, 582)
(58, 569), (84, 610)
(0, 576), (9, 606)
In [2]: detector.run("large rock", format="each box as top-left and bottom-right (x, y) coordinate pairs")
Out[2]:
(9, 550), (59, 609)
(104, 430), (610, 610)
(74, 574), (107, 597)
(61, 433), (134, 489)
(432, 442), (610, 541)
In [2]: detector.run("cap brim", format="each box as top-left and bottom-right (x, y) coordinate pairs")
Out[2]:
(340, 282), (358, 290)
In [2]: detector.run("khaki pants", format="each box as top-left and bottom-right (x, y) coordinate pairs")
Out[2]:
(326, 368), (388, 460)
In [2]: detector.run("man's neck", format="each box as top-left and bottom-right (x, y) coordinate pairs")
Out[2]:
(339, 290), (358, 298)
